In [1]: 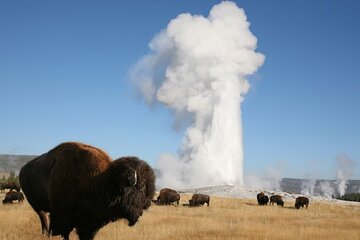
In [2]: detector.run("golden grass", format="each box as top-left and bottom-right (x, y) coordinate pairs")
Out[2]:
(0, 193), (359, 240)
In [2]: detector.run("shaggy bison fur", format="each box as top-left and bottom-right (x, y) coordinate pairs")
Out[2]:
(189, 194), (210, 207)
(156, 188), (180, 205)
(295, 196), (309, 209)
(2, 190), (24, 204)
(19, 142), (155, 240)
(270, 195), (284, 207)
(257, 192), (269, 205)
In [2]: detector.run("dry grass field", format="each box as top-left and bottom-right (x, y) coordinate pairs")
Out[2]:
(0, 193), (359, 240)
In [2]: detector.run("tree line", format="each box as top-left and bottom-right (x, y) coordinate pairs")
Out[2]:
(0, 171), (20, 186)
(336, 193), (360, 202)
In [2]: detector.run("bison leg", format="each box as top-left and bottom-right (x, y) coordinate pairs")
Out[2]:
(49, 213), (73, 239)
(37, 211), (49, 234)
(77, 226), (98, 240)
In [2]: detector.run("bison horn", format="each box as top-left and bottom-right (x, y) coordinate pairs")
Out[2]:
(133, 171), (137, 186)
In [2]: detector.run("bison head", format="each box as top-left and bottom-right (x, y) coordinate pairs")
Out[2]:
(109, 160), (138, 189)
(107, 157), (155, 226)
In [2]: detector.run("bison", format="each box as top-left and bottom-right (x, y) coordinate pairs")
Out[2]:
(0, 181), (21, 192)
(188, 194), (210, 207)
(257, 192), (269, 205)
(270, 195), (284, 207)
(295, 196), (309, 209)
(2, 190), (24, 204)
(19, 142), (155, 240)
(155, 188), (180, 205)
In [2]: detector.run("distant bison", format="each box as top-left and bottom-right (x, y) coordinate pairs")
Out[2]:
(257, 192), (269, 205)
(0, 181), (21, 192)
(156, 188), (180, 205)
(295, 196), (309, 209)
(2, 190), (24, 204)
(270, 195), (284, 207)
(19, 142), (155, 240)
(189, 194), (210, 207)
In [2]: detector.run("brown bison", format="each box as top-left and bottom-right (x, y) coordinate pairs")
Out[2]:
(2, 190), (24, 204)
(295, 196), (309, 209)
(19, 142), (155, 240)
(0, 181), (21, 192)
(156, 188), (180, 205)
(270, 195), (284, 207)
(257, 192), (269, 205)
(188, 194), (210, 207)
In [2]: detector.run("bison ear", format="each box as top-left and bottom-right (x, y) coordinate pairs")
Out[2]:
(110, 161), (137, 187)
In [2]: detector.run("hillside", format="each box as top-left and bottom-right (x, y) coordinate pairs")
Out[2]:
(0, 154), (37, 173)
(280, 178), (360, 195)
(0, 154), (359, 195)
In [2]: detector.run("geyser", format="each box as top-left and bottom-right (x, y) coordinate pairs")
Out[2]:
(131, 1), (264, 188)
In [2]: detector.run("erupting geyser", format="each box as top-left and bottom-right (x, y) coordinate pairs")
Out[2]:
(131, 1), (265, 188)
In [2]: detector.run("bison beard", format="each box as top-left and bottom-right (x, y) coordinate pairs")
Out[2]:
(19, 142), (155, 240)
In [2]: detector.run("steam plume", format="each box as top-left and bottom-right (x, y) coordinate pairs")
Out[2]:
(319, 181), (335, 199)
(131, 1), (264, 188)
(300, 179), (317, 196)
(336, 154), (356, 196)
(244, 164), (283, 191)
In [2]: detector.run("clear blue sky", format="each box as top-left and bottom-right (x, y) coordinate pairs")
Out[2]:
(1, 0), (359, 179)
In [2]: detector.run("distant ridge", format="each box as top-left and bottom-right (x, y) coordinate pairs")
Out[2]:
(0, 154), (37, 172)
(155, 170), (359, 195)
(1, 156), (359, 195)
(280, 178), (360, 195)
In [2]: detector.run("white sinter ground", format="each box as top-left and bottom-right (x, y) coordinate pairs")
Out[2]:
(178, 185), (360, 206)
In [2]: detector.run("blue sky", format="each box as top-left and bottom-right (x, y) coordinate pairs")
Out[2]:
(0, 0), (359, 179)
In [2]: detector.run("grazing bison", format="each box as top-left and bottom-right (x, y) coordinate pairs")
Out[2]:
(19, 142), (155, 240)
(2, 190), (24, 204)
(189, 194), (210, 207)
(257, 192), (269, 205)
(0, 181), (21, 192)
(156, 188), (180, 205)
(295, 196), (309, 209)
(270, 195), (284, 207)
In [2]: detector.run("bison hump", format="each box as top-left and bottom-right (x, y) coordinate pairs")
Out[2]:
(48, 142), (112, 201)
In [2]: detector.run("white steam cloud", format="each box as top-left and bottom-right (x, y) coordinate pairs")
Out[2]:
(300, 179), (317, 197)
(319, 181), (335, 199)
(299, 154), (357, 198)
(244, 164), (283, 191)
(336, 154), (356, 196)
(130, 1), (264, 188)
